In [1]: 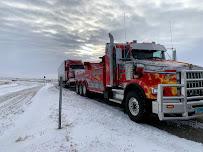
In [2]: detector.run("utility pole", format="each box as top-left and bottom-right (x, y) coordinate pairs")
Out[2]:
(43, 76), (46, 85)
(58, 76), (62, 129)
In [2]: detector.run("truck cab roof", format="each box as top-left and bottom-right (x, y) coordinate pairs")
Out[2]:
(130, 42), (167, 51)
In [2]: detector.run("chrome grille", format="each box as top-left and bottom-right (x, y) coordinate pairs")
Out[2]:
(186, 71), (203, 79)
(186, 71), (203, 98)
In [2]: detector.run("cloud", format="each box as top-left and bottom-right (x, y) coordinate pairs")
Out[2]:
(0, 0), (203, 78)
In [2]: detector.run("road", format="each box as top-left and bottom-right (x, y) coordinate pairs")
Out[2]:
(0, 81), (42, 136)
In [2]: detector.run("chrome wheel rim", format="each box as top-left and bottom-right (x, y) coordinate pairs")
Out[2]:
(128, 97), (139, 116)
(76, 84), (78, 93)
(79, 85), (82, 95)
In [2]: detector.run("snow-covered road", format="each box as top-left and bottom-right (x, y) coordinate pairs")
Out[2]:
(0, 81), (203, 152)
(0, 81), (40, 96)
(0, 81), (42, 137)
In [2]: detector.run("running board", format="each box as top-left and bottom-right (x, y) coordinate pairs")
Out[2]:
(109, 98), (122, 104)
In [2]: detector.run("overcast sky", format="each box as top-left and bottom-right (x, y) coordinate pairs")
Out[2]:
(0, 0), (203, 78)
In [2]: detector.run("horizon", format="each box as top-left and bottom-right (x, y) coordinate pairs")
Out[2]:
(1, 0), (203, 78)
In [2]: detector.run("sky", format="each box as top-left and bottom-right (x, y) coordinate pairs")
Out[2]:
(0, 0), (203, 78)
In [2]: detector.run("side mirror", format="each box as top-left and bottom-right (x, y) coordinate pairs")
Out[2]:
(172, 49), (177, 61)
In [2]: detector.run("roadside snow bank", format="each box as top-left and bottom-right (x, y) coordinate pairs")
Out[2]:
(0, 84), (68, 152)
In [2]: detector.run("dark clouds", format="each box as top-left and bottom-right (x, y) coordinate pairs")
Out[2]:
(0, 0), (203, 78)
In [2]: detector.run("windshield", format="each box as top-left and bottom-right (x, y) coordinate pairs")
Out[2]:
(132, 50), (165, 60)
(70, 65), (84, 69)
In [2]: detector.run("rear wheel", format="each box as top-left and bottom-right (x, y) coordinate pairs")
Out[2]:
(79, 84), (83, 96)
(66, 82), (70, 88)
(125, 91), (147, 123)
(76, 83), (79, 94)
(82, 84), (88, 96)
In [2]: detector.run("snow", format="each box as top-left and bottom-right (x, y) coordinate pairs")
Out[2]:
(0, 81), (203, 152)
(0, 81), (40, 96)
(61, 90), (203, 152)
(0, 83), (69, 152)
(0, 80), (11, 85)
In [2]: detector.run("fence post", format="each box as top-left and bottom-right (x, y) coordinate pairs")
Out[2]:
(58, 76), (62, 129)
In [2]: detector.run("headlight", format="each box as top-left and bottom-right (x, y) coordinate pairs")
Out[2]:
(151, 87), (158, 94)
(176, 72), (181, 84)
(176, 72), (181, 95)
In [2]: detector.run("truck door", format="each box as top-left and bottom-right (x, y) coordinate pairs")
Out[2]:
(115, 47), (122, 85)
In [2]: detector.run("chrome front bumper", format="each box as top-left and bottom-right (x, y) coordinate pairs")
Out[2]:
(152, 83), (203, 120)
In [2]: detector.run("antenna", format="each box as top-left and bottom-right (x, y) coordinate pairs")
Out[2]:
(169, 21), (177, 60)
(124, 12), (126, 42)
(170, 21), (174, 50)
(123, 11), (130, 60)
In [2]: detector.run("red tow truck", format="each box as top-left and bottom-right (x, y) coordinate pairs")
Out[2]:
(58, 60), (84, 87)
(74, 33), (203, 122)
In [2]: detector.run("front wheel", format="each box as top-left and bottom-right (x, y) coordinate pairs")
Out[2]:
(125, 91), (147, 123)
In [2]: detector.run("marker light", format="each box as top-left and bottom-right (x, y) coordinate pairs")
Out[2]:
(166, 105), (175, 109)
(151, 87), (158, 94)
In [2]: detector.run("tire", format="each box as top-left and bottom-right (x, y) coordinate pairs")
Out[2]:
(82, 84), (88, 97)
(125, 91), (147, 123)
(66, 82), (70, 88)
(76, 83), (79, 94)
(79, 84), (83, 96)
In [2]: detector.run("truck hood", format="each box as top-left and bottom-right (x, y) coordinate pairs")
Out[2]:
(132, 59), (203, 72)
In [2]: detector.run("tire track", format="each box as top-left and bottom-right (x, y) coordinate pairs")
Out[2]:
(0, 86), (41, 114)
(0, 85), (42, 136)
(0, 86), (41, 105)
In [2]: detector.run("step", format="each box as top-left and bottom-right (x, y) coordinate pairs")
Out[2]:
(109, 98), (122, 104)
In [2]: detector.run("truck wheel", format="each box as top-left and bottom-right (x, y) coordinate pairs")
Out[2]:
(66, 82), (70, 88)
(125, 91), (147, 123)
(79, 84), (83, 96)
(76, 83), (79, 94)
(82, 84), (88, 96)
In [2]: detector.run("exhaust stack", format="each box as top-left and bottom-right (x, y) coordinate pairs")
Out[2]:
(109, 33), (114, 87)
(172, 49), (177, 61)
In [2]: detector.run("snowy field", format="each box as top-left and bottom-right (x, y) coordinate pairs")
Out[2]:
(0, 80), (203, 152)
